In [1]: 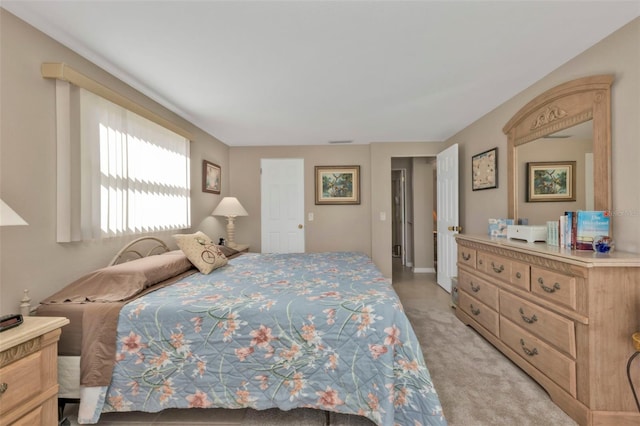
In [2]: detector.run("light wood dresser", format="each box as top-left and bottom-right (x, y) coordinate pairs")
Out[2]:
(455, 235), (640, 426)
(0, 316), (69, 426)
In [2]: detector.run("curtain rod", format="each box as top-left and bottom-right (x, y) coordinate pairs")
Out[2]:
(41, 62), (193, 141)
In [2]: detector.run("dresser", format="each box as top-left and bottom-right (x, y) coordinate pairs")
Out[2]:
(455, 235), (640, 426)
(0, 316), (69, 426)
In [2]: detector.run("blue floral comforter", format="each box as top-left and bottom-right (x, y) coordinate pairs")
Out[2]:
(89, 252), (446, 425)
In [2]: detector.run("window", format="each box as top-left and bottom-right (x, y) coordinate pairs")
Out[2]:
(78, 89), (191, 239)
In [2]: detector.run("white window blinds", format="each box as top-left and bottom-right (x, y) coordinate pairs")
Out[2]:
(57, 85), (190, 241)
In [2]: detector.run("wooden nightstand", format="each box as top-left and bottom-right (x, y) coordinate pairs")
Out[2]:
(0, 316), (69, 425)
(227, 243), (249, 259)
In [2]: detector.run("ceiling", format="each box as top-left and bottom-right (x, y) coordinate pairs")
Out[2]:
(3, 1), (639, 147)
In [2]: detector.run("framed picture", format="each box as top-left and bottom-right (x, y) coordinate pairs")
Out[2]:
(472, 147), (498, 191)
(315, 165), (360, 205)
(202, 160), (221, 194)
(526, 161), (576, 202)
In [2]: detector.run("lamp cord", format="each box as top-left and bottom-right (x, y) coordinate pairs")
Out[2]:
(627, 351), (640, 412)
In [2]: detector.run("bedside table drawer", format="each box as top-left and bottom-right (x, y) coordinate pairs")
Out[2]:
(0, 351), (43, 415)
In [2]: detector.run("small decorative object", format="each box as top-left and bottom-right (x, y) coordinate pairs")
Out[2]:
(20, 289), (31, 317)
(592, 235), (614, 253)
(472, 147), (498, 191)
(203, 160), (221, 194)
(526, 161), (576, 202)
(315, 165), (360, 205)
(488, 218), (513, 238)
(218, 237), (225, 246)
(507, 225), (547, 243)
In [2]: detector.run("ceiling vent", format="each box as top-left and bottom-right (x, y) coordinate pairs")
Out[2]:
(328, 140), (353, 144)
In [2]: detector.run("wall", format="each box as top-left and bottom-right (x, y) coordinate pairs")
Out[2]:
(412, 157), (435, 272)
(445, 18), (640, 253)
(0, 10), (229, 313)
(228, 145), (371, 255)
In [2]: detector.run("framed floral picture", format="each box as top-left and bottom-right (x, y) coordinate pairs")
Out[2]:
(203, 160), (221, 194)
(315, 165), (360, 205)
(472, 147), (498, 190)
(526, 161), (576, 202)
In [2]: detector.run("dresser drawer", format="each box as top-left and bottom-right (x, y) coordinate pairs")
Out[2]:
(477, 252), (530, 291)
(458, 247), (477, 269)
(500, 317), (576, 397)
(459, 291), (499, 336)
(499, 291), (576, 358)
(530, 267), (577, 310)
(0, 351), (43, 415)
(458, 270), (498, 310)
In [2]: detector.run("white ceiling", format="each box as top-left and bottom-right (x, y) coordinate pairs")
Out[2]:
(3, 1), (639, 147)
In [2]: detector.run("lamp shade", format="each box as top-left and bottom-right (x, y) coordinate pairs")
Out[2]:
(0, 199), (28, 226)
(211, 197), (248, 217)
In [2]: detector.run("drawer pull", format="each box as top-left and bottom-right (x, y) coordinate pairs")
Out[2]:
(491, 262), (504, 273)
(470, 282), (480, 293)
(515, 272), (522, 279)
(519, 308), (538, 324)
(537, 277), (561, 293)
(470, 304), (481, 316)
(478, 259), (483, 265)
(520, 339), (539, 357)
(462, 252), (471, 261)
(0, 382), (7, 394)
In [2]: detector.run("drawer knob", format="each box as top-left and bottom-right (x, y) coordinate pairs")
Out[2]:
(470, 282), (480, 293)
(520, 339), (539, 357)
(519, 307), (538, 324)
(462, 252), (471, 261)
(515, 272), (522, 279)
(479, 259), (483, 265)
(537, 277), (561, 293)
(491, 262), (504, 273)
(0, 382), (7, 395)
(470, 304), (481, 316)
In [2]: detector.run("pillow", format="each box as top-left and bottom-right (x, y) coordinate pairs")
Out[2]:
(41, 252), (193, 303)
(173, 231), (228, 274)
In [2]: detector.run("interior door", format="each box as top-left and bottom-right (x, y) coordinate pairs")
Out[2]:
(436, 144), (459, 293)
(261, 158), (305, 253)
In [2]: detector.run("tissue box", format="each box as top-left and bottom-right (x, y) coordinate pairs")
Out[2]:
(507, 225), (547, 243)
(488, 218), (514, 238)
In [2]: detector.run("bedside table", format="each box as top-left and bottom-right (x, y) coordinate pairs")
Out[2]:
(0, 316), (69, 425)
(227, 243), (249, 259)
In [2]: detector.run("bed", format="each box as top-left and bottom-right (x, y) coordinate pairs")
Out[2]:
(36, 235), (446, 425)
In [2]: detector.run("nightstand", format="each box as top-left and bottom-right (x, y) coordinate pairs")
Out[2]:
(227, 243), (249, 259)
(0, 316), (69, 425)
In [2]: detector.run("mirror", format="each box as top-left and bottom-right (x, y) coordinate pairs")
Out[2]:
(517, 121), (593, 224)
(503, 75), (613, 225)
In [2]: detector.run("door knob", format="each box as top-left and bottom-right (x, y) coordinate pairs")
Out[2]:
(447, 226), (462, 232)
(298, 224), (303, 229)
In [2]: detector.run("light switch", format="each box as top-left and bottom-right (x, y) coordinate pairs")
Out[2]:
(380, 212), (386, 221)
(308, 212), (314, 221)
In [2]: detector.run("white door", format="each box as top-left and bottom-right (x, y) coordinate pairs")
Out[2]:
(261, 159), (305, 253)
(437, 144), (459, 293)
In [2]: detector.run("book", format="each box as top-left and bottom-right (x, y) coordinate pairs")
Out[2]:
(575, 211), (610, 250)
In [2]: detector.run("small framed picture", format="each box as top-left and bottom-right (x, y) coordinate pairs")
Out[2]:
(203, 160), (221, 194)
(315, 165), (360, 205)
(526, 161), (576, 202)
(472, 147), (498, 191)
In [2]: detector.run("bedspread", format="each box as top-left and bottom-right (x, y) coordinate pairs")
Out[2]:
(81, 252), (446, 425)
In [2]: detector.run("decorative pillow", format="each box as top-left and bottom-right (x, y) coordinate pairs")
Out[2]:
(41, 252), (193, 303)
(173, 231), (228, 274)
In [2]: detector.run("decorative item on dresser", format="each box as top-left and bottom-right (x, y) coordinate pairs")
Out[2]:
(0, 316), (69, 425)
(455, 234), (640, 426)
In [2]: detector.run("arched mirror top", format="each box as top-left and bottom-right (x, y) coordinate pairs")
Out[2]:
(503, 74), (613, 222)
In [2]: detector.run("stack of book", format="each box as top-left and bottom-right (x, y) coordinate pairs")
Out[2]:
(551, 211), (610, 250)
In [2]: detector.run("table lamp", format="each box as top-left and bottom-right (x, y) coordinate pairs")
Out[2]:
(211, 197), (248, 248)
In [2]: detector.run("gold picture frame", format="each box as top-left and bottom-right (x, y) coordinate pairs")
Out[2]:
(203, 160), (221, 194)
(315, 165), (360, 205)
(526, 161), (576, 202)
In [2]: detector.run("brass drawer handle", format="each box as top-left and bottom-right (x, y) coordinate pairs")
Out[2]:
(462, 252), (471, 261)
(470, 282), (480, 292)
(470, 304), (480, 316)
(491, 262), (504, 273)
(537, 277), (560, 293)
(520, 339), (538, 357)
(519, 307), (538, 324)
(0, 382), (7, 394)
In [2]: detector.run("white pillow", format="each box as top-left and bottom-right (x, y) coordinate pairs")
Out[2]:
(173, 231), (228, 274)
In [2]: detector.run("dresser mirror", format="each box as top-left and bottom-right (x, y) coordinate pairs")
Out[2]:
(503, 75), (613, 225)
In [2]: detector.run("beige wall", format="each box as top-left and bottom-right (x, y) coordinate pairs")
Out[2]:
(412, 157), (435, 272)
(447, 18), (640, 254)
(228, 145), (372, 255)
(0, 10), (229, 313)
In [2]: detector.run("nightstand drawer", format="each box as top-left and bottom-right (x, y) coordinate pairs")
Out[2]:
(0, 351), (43, 415)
